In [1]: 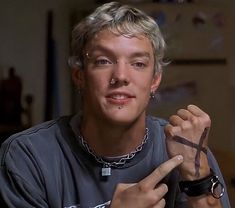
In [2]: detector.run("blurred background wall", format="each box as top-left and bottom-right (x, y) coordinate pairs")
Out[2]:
(1, 0), (234, 149)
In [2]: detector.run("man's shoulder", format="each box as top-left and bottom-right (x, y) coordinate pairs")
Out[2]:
(3, 118), (60, 142)
(0, 116), (71, 166)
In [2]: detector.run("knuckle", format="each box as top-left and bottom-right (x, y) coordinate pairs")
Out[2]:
(181, 121), (191, 130)
(203, 113), (211, 125)
(177, 108), (187, 117)
(168, 116), (174, 123)
(169, 115), (177, 122)
(177, 109), (183, 115)
(147, 194), (159, 205)
(191, 117), (199, 126)
(138, 183), (149, 193)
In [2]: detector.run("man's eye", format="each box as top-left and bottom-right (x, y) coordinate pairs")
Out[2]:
(94, 59), (112, 66)
(132, 62), (147, 69)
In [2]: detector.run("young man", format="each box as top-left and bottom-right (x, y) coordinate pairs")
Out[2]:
(0, 2), (231, 208)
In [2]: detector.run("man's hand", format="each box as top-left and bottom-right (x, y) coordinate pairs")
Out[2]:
(110, 155), (183, 208)
(165, 104), (211, 180)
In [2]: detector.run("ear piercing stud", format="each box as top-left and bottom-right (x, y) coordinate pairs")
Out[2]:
(150, 91), (155, 99)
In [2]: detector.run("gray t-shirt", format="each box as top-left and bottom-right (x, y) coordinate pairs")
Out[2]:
(0, 115), (231, 208)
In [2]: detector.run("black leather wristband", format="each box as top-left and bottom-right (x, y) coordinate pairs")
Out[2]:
(179, 169), (225, 198)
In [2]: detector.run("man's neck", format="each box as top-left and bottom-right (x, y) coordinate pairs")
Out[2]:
(80, 116), (147, 157)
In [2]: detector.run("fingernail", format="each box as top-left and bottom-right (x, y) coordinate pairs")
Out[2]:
(176, 155), (183, 161)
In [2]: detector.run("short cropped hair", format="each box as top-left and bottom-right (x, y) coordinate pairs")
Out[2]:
(70, 1), (166, 74)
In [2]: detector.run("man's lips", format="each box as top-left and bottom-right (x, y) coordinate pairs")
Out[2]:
(106, 91), (135, 105)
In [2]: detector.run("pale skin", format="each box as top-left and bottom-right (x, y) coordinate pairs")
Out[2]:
(110, 155), (184, 208)
(110, 105), (222, 208)
(72, 29), (222, 207)
(165, 104), (211, 180)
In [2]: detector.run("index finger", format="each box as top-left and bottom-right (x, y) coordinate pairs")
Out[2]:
(139, 155), (183, 190)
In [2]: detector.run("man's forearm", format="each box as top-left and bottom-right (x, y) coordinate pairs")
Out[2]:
(187, 195), (222, 208)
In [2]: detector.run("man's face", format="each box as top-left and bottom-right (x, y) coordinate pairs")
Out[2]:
(74, 29), (161, 126)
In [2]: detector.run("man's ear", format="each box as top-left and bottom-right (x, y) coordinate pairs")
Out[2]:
(72, 68), (85, 89)
(150, 72), (162, 92)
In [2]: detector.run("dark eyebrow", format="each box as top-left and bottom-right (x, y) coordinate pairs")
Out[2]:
(129, 52), (151, 59)
(87, 45), (152, 59)
(86, 45), (116, 57)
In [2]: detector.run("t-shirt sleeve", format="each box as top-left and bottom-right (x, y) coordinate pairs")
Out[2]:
(0, 136), (49, 208)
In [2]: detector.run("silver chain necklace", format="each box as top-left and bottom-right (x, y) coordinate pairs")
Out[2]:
(78, 128), (149, 177)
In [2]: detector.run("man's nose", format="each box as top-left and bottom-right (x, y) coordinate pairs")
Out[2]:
(110, 61), (130, 86)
